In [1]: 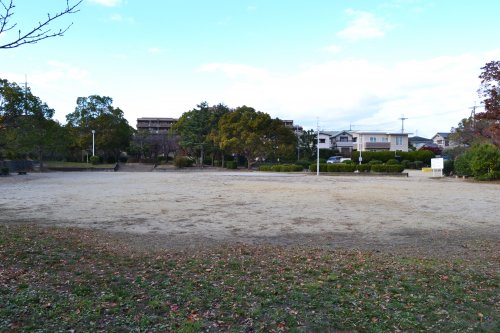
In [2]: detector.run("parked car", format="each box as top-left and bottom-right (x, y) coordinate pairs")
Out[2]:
(326, 156), (343, 164)
(340, 158), (351, 163)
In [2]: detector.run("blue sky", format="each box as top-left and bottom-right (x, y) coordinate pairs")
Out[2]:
(2, 0), (500, 137)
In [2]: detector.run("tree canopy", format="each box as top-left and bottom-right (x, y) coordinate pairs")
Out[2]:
(0, 0), (82, 49)
(215, 106), (296, 168)
(477, 61), (500, 146)
(0, 78), (64, 164)
(66, 95), (134, 162)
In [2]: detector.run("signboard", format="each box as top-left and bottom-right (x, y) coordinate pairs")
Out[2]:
(431, 158), (444, 177)
(431, 158), (444, 169)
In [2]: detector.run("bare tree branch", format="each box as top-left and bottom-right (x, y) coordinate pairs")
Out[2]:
(0, 0), (82, 49)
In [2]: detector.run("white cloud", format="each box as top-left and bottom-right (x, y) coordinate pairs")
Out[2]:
(88, 0), (122, 7)
(336, 9), (391, 41)
(199, 50), (500, 137)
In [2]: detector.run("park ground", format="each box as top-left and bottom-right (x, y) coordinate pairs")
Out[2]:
(0, 171), (498, 331)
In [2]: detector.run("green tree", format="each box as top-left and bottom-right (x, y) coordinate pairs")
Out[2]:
(174, 102), (230, 167)
(65, 95), (134, 163)
(297, 129), (317, 160)
(454, 143), (500, 180)
(215, 106), (295, 169)
(0, 78), (65, 166)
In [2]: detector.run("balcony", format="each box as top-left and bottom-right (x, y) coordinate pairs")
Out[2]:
(365, 142), (390, 149)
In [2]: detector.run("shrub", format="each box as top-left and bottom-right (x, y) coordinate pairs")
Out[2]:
(327, 164), (356, 172)
(174, 156), (194, 168)
(343, 160), (353, 164)
(157, 156), (167, 164)
(370, 164), (404, 173)
(443, 160), (454, 176)
(414, 161), (424, 169)
(1, 167), (9, 175)
(90, 156), (100, 165)
(258, 165), (272, 171)
(225, 161), (237, 169)
(386, 159), (400, 165)
(296, 160), (312, 170)
(309, 163), (328, 172)
(368, 160), (383, 165)
(356, 164), (371, 172)
(454, 143), (500, 180)
(401, 160), (411, 169)
(119, 155), (128, 163)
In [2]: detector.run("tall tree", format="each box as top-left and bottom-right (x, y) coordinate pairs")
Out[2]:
(215, 106), (295, 168)
(477, 61), (500, 146)
(297, 129), (317, 160)
(0, 78), (63, 166)
(0, 0), (82, 49)
(65, 95), (134, 162)
(174, 102), (230, 167)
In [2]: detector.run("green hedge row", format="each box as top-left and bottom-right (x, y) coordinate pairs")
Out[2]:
(309, 163), (405, 173)
(225, 161), (238, 169)
(259, 164), (303, 172)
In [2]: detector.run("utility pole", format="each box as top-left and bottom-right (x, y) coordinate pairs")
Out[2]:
(468, 103), (485, 130)
(399, 114), (408, 134)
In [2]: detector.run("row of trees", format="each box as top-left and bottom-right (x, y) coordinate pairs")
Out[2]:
(173, 102), (306, 168)
(0, 78), (134, 165)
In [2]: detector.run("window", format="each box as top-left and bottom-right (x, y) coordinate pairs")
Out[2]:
(381, 137), (388, 142)
(319, 139), (326, 143)
(370, 137), (377, 142)
(340, 136), (348, 142)
(396, 136), (403, 145)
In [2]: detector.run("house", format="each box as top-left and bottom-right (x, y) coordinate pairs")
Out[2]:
(409, 136), (433, 149)
(317, 131), (334, 149)
(352, 131), (409, 152)
(136, 117), (178, 134)
(431, 132), (456, 148)
(282, 119), (303, 135)
(329, 131), (354, 155)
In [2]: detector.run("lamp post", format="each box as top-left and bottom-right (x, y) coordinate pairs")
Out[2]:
(92, 130), (95, 156)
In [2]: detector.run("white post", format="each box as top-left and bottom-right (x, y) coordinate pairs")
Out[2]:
(316, 119), (320, 176)
(92, 130), (95, 156)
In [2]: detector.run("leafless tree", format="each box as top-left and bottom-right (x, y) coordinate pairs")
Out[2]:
(0, 0), (82, 49)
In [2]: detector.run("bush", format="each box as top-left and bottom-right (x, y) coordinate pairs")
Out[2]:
(356, 164), (371, 172)
(454, 143), (500, 180)
(174, 156), (194, 168)
(370, 164), (405, 173)
(1, 167), (9, 175)
(296, 160), (312, 170)
(225, 161), (237, 169)
(327, 164), (356, 172)
(443, 160), (454, 176)
(368, 160), (383, 165)
(454, 154), (471, 176)
(90, 156), (100, 165)
(401, 160), (411, 169)
(119, 155), (128, 163)
(414, 161), (424, 169)
(386, 159), (400, 165)
(309, 163), (328, 172)
(157, 156), (167, 164)
(269, 164), (303, 172)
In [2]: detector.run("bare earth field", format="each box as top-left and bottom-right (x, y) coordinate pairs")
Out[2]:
(1, 171), (499, 257)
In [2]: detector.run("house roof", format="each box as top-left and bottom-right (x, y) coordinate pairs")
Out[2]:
(409, 136), (432, 143)
(433, 132), (450, 139)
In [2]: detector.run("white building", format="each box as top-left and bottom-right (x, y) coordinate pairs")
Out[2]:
(352, 131), (409, 152)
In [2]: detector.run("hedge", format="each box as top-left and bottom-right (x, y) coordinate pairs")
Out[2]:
(225, 161), (238, 169)
(370, 164), (405, 173)
(327, 164), (356, 172)
(259, 164), (303, 172)
(352, 150), (435, 165)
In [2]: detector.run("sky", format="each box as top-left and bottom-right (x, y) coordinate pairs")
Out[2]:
(2, 0), (500, 138)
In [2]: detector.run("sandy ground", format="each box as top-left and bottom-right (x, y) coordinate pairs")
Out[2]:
(1, 171), (499, 255)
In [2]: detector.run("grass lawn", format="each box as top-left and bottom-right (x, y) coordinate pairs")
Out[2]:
(0, 224), (498, 332)
(44, 161), (116, 169)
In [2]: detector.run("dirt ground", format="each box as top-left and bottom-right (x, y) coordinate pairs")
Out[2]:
(1, 170), (499, 257)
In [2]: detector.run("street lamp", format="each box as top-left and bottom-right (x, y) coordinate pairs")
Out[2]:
(92, 130), (95, 156)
